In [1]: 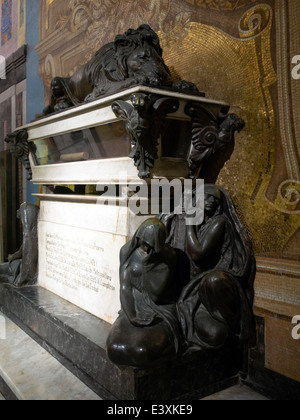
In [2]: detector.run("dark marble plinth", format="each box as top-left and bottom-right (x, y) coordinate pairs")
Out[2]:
(0, 283), (244, 400)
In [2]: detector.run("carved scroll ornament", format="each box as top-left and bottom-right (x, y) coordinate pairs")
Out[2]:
(112, 93), (179, 178)
(5, 129), (36, 181)
(185, 103), (245, 179)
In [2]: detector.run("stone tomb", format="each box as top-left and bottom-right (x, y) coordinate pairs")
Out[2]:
(38, 200), (144, 324)
(27, 86), (228, 326)
(1, 87), (247, 399)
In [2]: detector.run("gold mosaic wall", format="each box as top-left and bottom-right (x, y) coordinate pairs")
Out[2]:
(36, 0), (300, 256)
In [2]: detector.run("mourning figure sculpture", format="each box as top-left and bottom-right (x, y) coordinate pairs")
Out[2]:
(41, 24), (198, 116)
(107, 218), (185, 368)
(0, 202), (39, 287)
(162, 184), (256, 350)
(107, 186), (256, 368)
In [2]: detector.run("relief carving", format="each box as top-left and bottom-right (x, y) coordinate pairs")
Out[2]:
(40, 24), (199, 116)
(112, 93), (179, 178)
(183, 0), (256, 11)
(5, 129), (36, 181)
(185, 103), (245, 179)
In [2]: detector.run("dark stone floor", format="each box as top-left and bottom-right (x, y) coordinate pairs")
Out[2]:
(0, 283), (270, 401)
(201, 384), (269, 400)
(0, 386), (269, 401)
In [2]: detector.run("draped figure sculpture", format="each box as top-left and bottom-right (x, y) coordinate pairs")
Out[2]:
(107, 218), (186, 368)
(0, 202), (39, 287)
(161, 184), (256, 351)
(107, 185), (256, 368)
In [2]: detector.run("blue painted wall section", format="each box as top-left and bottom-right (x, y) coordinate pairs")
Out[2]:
(1, 0), (12, 46)
(26, 0), (44, 203)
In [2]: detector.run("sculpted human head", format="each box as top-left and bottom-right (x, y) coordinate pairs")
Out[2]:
(136, 218), (166, 256)
(204, 185), (222, 217)
(51, 77), (65, 97)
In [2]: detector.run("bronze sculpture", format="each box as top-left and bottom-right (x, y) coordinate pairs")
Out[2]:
(173, 185), (256, 350)
(112, 93), (179, 178)
(107, 218), (185, 368)
(2, 20), (254, 379)
(185, 104), (245, 179)
(0, 203), (39, 287)
(41, 24), (198, 116)
(107, 185), (256, 367)
(5, 129), (37, 181)
(6, 25), (244, 183)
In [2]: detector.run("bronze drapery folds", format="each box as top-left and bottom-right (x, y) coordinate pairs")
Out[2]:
(0, 203), (39, 287)
(108, 185), (256, 368)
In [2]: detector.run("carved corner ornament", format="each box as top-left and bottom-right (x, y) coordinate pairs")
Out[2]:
(112, 93), (179, 178)
(185, 103), (245, 179)
(5, 129), (36, 181)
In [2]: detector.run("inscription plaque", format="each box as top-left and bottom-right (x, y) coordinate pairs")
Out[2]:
(38, 200), (135, 324)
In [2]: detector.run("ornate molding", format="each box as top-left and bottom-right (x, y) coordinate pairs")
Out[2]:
(112, 93), (179, 178)
(275, 0), (299, 181)
(264, 1), (300, 216)
(273, 180), (300, 215)
(55, 0), (171, 63)
(185, 103), (245, 179)
(184, 0), (256, 11)
(5, 129), (36, 181)
(239, 4), (273, 39)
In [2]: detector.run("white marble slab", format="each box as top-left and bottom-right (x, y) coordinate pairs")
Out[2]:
(21, 86), (228, 141)
(0, 312), (101, 400)
(24, 86), (227, 185)
(38, 199), (148, 324)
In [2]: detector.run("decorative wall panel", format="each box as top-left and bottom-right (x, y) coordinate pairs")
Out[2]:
(1, 0), (12, 46)
(36, 0), (300, 256)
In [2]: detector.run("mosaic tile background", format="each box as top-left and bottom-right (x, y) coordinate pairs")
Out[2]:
(36, 0), (300, 255)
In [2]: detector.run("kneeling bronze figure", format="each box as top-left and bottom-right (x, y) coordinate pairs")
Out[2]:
(107, 185), (256, 368)
(107, 219), (184, 368)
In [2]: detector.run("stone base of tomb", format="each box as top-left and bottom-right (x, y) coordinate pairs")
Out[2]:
(0, 282), (246, 400)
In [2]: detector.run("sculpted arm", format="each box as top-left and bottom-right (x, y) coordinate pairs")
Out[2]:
(186, 217), (225, 262)
(146, 247), (177, 305)
(119, 265), (140, 325)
